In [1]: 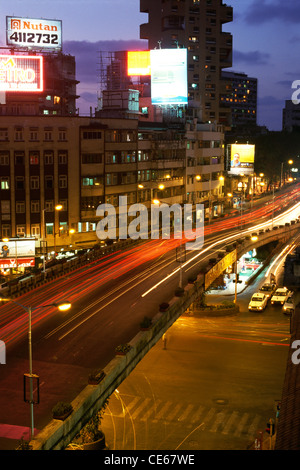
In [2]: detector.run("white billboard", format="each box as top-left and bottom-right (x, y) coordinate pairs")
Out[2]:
(0, 238), (35, 269)
(6, 17), (62, 50)
(150, 49), (188, 105)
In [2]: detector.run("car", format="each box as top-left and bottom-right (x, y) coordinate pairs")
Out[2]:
(283, 295), (295, 315)
(271, 287), (291, 305)
(259, 283), (276, 299)
(248, 293), (268, 311)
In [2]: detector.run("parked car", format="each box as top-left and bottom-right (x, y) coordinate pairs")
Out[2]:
(248, 293), (268, 311)
(282, 295), (295, 315)
(271, 287), (291, 305)
(259, 283), (276, 299)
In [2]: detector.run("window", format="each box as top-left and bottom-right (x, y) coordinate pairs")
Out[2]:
(46, 223), (54, 235)
(14, 128), (23, 141)
(31, 224), (40, 237)
(1, 177), (9, 190)
(82, 153), (102, 164)
(15, 152), (25, 165)
(58, 152), (68, 165)
(82, 131), (102, 140)
(45, 176), (53, 189)
(0, 152), (9, 165)
(44, 151), (54, 165)
(15, 177), (25, 190)
(16, 225), (26, 237)
(58, 129), (67, 141)
(0, 128), (8, 141)
(29, 152), (39, 165)
(31, 200), (40, 213)
(59, 175), (68, 189)
(45, 200), (54, 212)
(2, 224), (11, 238)
(59, 200), (68, 211)
(44, 129), (53, 141)
(16, 201), (25, 213)
(30, 176), (39, 190)
(29, 129), (39, 141)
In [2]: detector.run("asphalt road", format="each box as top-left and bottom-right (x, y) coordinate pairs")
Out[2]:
(99, 267), (291, 451)
(0, 185), (299, 450)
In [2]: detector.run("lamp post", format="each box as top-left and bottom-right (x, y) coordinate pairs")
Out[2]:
(0, 297), (71, 441)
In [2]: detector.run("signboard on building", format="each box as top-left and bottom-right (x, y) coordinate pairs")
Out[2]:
(6, 17), (62, 51)
(205, 249), (237, 290)
(0, 55), (43, 92)
(229, 144), (255, 175)
(150, 48), (188, 105)
(0, 238), (35, 269)
(127, 51), (151, 76)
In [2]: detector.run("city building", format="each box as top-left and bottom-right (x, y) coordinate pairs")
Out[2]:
(221, 71), (257, 128)
(0, 50), (79, 117)
(282, 100), (300, 132)
(139, 0), (233, 127)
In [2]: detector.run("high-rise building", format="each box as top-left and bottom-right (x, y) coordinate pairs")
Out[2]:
(221, 71), (257, 128)
(139, 0), (233, 127)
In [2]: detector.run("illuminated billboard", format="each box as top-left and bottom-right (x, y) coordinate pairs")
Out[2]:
(0, 55), (43, 92)
(6, 17), (62, 50)
(128, 51), (151, 76)
(0, 238), (35, 269)
(150, 48), (188, 105)
(229, 144), (255, 175)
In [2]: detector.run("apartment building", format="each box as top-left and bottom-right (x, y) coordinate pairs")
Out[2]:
(139, 0), (233, 127)
(221, 71), (257, 128)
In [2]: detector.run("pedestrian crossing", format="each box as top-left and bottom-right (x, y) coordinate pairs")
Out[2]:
(107, 395), (265, 438)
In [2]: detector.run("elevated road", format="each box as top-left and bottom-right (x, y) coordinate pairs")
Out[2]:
(0, 184), (299, 449)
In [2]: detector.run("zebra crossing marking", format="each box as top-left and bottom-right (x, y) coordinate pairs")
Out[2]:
(234, 413), (249, 437)
(222, 410), (239, 435)
(111, 395), (263, 440)
(177, 403), (194, 422)
(140, 400), (163, 421)
(131, 397), (151, 420)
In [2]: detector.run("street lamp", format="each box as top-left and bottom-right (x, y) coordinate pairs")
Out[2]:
(41, 204), (64, 273)
(0, 297), (71, 440)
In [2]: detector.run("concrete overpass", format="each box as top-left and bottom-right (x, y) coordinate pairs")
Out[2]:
(26, 220), (300, 449)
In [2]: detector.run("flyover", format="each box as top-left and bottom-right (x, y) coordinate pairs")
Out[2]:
(26, 220), (300, 449)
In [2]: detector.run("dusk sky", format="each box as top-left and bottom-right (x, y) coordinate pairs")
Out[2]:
(1, 0), (299, 131)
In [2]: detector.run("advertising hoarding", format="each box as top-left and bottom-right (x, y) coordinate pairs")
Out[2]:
(150, 48), (188, 105)
(0, 238), (35, 269)
(0, 55), (43, 92)
(229, 144), (255, 175)
(6, 17), (62, 51)
(127, 51), (151, 76)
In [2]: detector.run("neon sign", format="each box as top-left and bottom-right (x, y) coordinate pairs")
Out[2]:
(0, 55), (43, 92)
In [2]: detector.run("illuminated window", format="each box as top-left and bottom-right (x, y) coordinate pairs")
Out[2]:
(30, 152), (39, 165)
(1, 177), (9, 190)
(54, 96), (61, 105)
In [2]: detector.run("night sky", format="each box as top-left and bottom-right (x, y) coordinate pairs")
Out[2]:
(1, 0), (299, 131)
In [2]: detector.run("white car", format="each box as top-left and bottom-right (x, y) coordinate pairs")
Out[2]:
(259, 283), (276, 299)
(271, 287), (291, 305)
(282, 295), (295, 315)
(248, 293), (268, 311)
